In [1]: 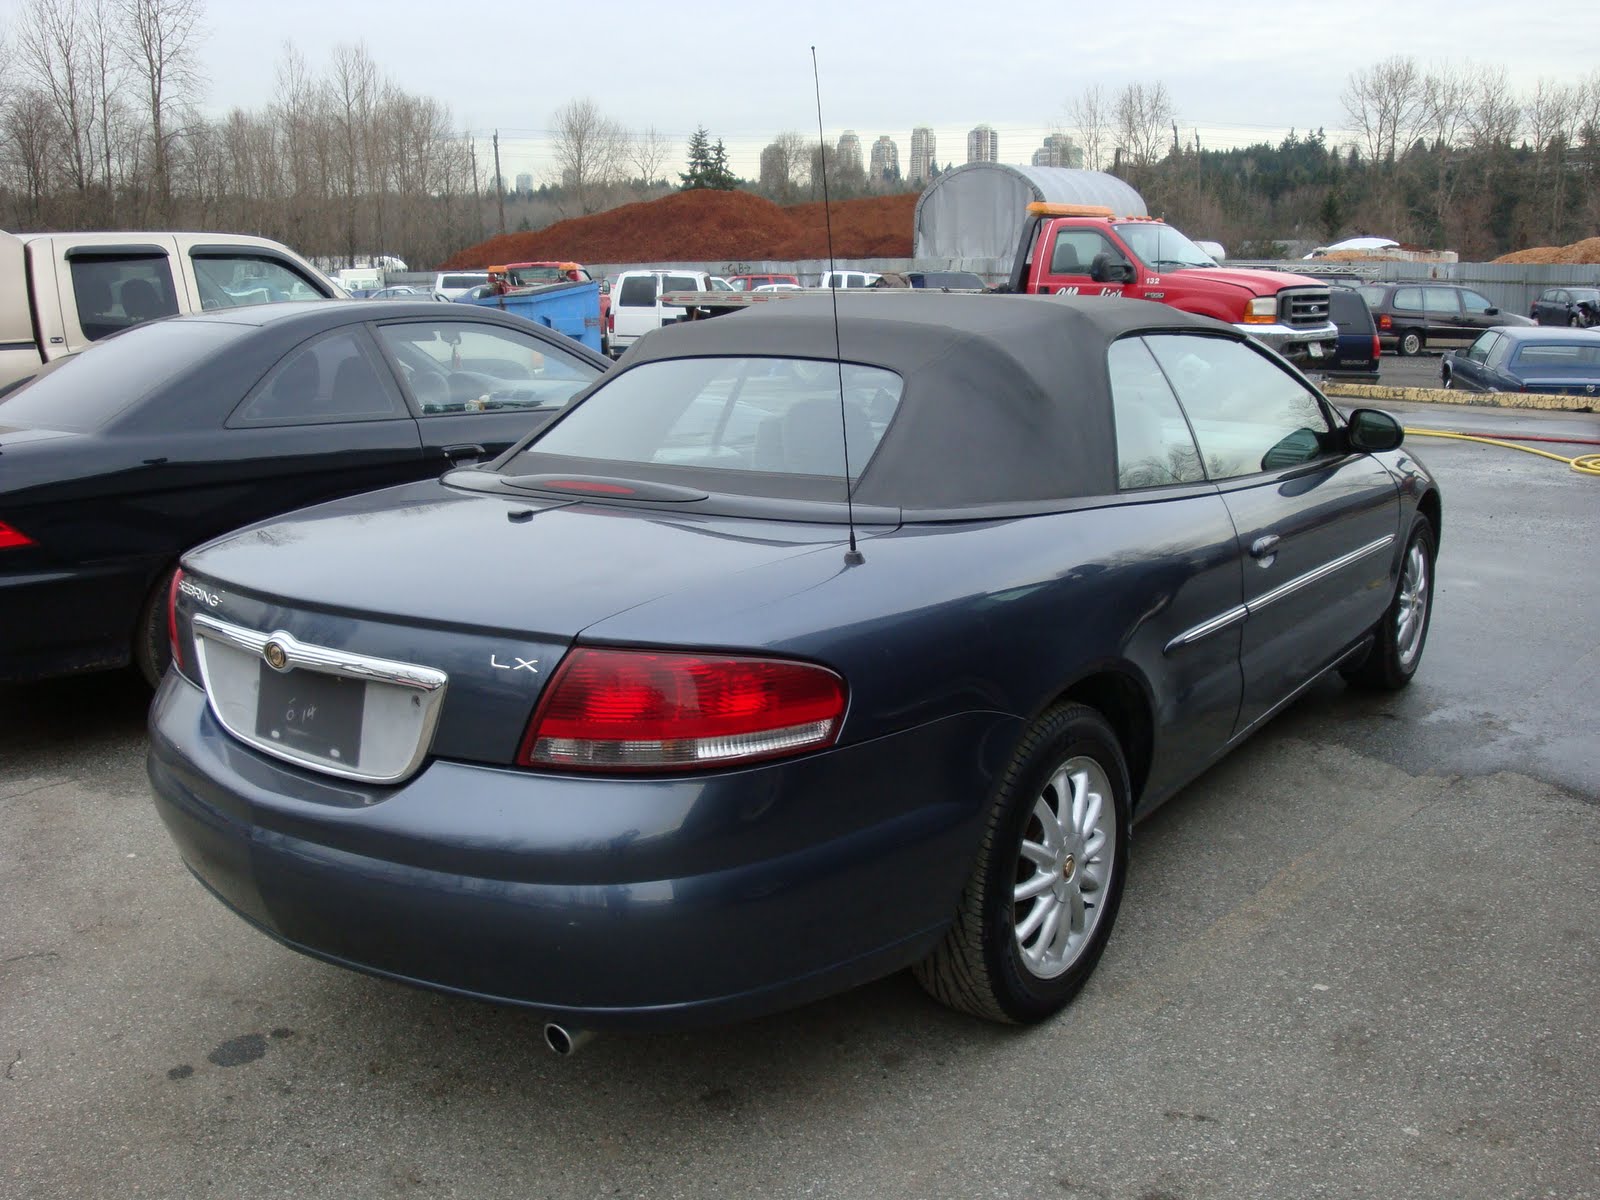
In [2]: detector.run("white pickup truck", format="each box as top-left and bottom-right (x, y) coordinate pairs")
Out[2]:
(2, 230), (342, 393)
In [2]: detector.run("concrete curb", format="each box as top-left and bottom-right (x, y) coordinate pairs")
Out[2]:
(1321, 381), (1597, 413)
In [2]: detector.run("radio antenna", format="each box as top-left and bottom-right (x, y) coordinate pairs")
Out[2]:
(811, 46), (863, 566)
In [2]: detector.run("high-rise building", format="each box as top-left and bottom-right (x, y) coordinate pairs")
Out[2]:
(869, 135), (900, 184)
(966, 124), (998, 164)
(759, 142), (788, 192)
(909, 126), (935, 185)
(1031, 134), (1083, 170)
(835, 130), (864, 174)
(514, 172), (533, 195)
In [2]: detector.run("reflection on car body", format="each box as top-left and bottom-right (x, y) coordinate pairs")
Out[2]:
(148, 294), (1441, 1035)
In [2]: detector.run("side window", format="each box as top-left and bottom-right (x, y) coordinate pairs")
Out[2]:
(1392, 287), (1425, 312)
(376, 321), (601, 415)
(231, 330), (406, 426)
(1146, 335), (1336, 480)
(663, 274), (701, 295)
(69, 255), (180, 341)
(1464, 332), (1499, 364)
(617, 276), (658, 307)
(1423, 287), (1462, 316)
(1107, 338), (1205, 489)
(1460, 290), (1494, 315)
(1047, 230), (1122, 275)
(1484, 336), (1515, 371)
(192, 254), (326, 310)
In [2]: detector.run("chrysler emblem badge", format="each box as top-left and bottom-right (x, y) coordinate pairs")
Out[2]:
(263, 641), (289, 671)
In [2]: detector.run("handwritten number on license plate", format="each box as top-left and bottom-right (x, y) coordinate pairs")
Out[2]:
(256, 665), (366, 766)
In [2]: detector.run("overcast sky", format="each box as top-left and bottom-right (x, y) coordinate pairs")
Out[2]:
(4, 0), (1593, 179)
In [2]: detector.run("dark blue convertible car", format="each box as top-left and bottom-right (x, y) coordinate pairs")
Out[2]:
(149, 294), (1440, 1039)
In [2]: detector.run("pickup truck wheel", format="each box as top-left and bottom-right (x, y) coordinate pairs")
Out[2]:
(133, 564), (178, 689)
(913, 702), (1130, 1024)
(1397, 329), (1423, 357)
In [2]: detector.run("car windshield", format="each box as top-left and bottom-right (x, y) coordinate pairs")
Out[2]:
(1114, 224), (1217, 269)
(506, 356), (904, 495)
(0, 320), (247, 431)
(1571, 290), (1600, 303)
(507, 266), (568, 285)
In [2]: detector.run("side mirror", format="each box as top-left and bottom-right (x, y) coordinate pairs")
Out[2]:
(1346, 408), (1404, 453)
(1089, 254), (1134, 284)
(1485, 306), (1500, 316)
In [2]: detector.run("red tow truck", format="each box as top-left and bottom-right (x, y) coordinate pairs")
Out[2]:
(661, 202), (1339, 367)
(1005, 204), (1338, 365)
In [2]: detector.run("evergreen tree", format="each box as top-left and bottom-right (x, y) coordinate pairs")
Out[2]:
(706, 138), (737, 189)
(680, 127), (713, 189)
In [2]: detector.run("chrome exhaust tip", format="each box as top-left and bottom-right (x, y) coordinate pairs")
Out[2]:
(543, 1022), (597, 1056)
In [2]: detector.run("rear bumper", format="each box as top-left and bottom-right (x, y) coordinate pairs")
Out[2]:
(1238, 320), (1339, 364)
(0, 560), (152, 682)
(147, 672), (1015, 1029)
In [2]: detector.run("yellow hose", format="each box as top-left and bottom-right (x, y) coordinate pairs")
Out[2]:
(1403, 427), (1600, 477)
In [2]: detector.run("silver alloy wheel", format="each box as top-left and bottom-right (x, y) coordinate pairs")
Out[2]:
(1396, 538), (1430, 667)
(1013, 756), (1116, 979)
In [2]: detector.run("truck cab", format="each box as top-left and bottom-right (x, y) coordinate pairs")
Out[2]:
(1008, 204), (1337, 366)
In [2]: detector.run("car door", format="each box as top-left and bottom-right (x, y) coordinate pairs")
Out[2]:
(613, 273), (659, 343)
(216, 327), (426, 515)
(1419, 287), (1467, 347)
(1105, 336), (1244, 791)
(373, 317), (604, 468)
(1456, 288), (1504, 342)
(1146, 333), (1400, 736)
(1532, 290), (1562, 325)
(1032, 227), (1131, 298)
(1451, 331), (1501, 390)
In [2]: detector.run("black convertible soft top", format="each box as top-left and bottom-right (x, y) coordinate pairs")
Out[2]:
(624, 293), (1234, 509)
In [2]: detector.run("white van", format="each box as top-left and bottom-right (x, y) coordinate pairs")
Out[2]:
(432, 271), (490, 300)
(817, 270), (881, 290)
(2, 230), (343, 393)
(609, 269), (716, 356)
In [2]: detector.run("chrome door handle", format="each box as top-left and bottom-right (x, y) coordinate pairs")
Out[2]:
(1250, 534), (1281, 559)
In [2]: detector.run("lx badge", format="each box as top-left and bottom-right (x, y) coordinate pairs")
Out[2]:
(491, 654), (540, 673)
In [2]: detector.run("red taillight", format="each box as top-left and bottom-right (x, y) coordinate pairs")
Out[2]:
(518, 647), (846, 772)
(606, 309), (614, 332)
(0, 520), (34, 550)
(1372, 333), (1381, 360)
(1378, 314), (1392, 331)
(167, 568), (185, 672)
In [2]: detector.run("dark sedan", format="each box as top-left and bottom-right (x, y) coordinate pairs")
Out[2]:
(149, 295), (1439, 1038)
(1441, 325), (1600, 396)
(1530, 287), (1599, 328)
(0, 301), (607, 685)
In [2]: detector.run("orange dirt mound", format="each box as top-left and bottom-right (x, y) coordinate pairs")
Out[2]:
(440, 190), (917, 268)
(1493, 237), (1600, 265)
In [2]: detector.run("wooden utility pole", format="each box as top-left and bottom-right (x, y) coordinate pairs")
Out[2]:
(493, 130), (506, 235)
(469, 138), (483, 240)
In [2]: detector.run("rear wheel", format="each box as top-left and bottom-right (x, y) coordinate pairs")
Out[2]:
(914, 703), (1130, 1024)
(1397, 329), (1423, 357)
(1342, 515), (1435, 691)
(133, 564), (177, 689)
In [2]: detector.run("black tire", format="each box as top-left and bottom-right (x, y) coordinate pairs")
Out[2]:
(913, 702), (1131, 1024)
(1342, 515), (1436, 691)
(1441, 367), (1453, 389)
(1571, 315), (1584, 328)
(133, 564), (178, 689)
(1397, 329), (1423, 357)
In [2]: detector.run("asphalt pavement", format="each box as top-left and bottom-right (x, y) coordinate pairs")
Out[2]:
(2, 396), (1597, 1200)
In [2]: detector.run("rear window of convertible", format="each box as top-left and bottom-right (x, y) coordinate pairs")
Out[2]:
(510, 356), (903, 488)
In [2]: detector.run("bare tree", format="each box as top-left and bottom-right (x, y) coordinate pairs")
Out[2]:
(1524, 77), (1581, 241)
(1342, 55), (1425, 169)
(16, 0), (96, 203)
(549, 97), (626, 214)
(628, 124), (670, 187)
(2, 87), (61, 222)
(1113, 81), (1175, 170)
(121, 0), (203, 222)
(1418, 63), (1470, 241)
(1068, 84), (1111, 172)
(757, 130), (809, 201)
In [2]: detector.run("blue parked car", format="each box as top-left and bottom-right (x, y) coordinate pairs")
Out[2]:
(1441, 325), (1600, 396)
(149, 295), (1440, 1041)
